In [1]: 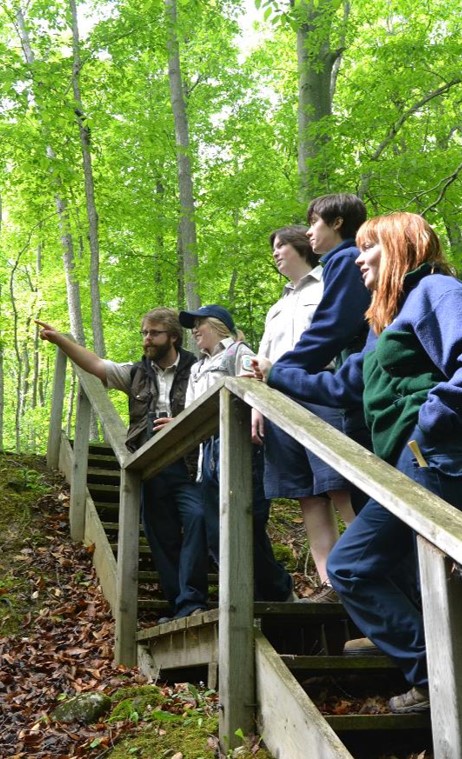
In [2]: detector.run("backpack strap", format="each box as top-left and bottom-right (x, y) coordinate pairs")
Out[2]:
(222, 340), (251, 377)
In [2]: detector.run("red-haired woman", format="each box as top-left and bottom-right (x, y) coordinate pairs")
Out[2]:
(253, 212), (462, 714)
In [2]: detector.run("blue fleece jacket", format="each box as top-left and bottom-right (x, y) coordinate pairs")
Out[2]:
(269, 239), (371, 376)
(268, 267), (462, 463)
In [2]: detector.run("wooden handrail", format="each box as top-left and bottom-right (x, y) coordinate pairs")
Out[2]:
(49, 348), (462, 758)
(226, 376), (462, 564)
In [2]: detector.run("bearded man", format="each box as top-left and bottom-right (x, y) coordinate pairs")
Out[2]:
(37, 308), (208, 623)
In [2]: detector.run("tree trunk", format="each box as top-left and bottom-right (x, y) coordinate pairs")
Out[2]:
(294, 0), (349, 199)
(16, 7), (85, 345)
(0, 197), (3, 451)
(165, 0), (200, 311)
(68, 0), (106, 357)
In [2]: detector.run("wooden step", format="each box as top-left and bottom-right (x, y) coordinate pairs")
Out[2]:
(281, 654), (397, 672)
(87, 483), (120, 502)
(87, 466), (120, 485)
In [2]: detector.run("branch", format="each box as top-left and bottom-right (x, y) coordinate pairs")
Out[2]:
(419, 161), (462, 217)
(369, 79), (462, 163)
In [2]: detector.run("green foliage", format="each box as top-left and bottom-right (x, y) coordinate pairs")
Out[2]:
(1, 0), (461, 450)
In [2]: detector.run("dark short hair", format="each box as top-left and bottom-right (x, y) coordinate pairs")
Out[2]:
(269, 225), (317, 268)
(307, 193), (367, 240)
(142, 307), (183, 347)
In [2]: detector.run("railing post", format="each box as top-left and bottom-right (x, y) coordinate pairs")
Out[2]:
(115, 467), (141, 666)
(418, 536), (462, 758)
(218, 387), (255, 750)
(47, 347), (68, 469)
(70, 384), (91, 542)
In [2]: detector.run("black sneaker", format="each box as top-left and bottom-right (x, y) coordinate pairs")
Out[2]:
(157, 607), (205, 625)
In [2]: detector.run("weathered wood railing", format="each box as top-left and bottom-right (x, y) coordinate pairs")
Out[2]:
(47, 349), (462, 758)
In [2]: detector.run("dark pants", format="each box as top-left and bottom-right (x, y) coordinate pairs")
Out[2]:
(142, 459), (208, 617)
(202, 438), (292, 601)
(328, 425), (462, 687)
(342, 407), (373, 513)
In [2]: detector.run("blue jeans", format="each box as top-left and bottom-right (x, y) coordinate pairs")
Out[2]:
(202, 438), (292, 601)
(328, 425), (462, 686)
(142, 459), (208, 617)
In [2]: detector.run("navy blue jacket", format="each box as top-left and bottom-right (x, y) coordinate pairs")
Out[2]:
(268, 268), (462, 464)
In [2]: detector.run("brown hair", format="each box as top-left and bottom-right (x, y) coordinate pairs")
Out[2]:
(142, 307), (183, 347)
(307, 193), (367, 240)
(357, 212), (453, 334)
(269, 225), (317, 268)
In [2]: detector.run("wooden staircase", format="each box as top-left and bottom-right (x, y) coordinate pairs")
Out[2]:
(81, 441), (432, 759)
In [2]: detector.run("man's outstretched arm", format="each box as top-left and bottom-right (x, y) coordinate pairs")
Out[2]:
(36, 320), (108, 384)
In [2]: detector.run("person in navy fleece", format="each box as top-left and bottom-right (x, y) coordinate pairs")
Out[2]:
(253, 212), (462, 714)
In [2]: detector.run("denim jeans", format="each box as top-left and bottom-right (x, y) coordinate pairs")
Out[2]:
(327, 425), (462, 686)
(202, 438), (292, 601)
(142, 459), (208, 617)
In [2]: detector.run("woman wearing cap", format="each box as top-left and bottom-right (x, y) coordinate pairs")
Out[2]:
(253, 226), (356, 603)
(253, 212), (462, 713)
(179, 304), (295, 602)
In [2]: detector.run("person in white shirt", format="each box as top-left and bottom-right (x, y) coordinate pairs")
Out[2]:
(252, 226), (355, 603)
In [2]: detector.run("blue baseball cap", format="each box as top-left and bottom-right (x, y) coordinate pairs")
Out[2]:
(179, 304), (236, 333)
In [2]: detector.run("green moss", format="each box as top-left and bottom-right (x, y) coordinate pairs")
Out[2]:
(272, 542), (297, 571)
(106, 715), (218, 758)
(109, 685), (166, 722)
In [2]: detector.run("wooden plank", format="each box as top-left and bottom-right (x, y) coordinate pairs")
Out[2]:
(58, 431), (73, 481)
(47, 347), (68, 469)
(226, 377), (462, 564)
(417, 537), (462, 759)
(71, 364), (128, 465)
(325, 713), (430, 731)
(114, 469), (141, 666)
(141, 614), (219, 674)
(70, 385), (91, 542)
(254, 601), (346, 620)
(281, 654), (396, 671)
(84, 495), (117, 613)
(218, 388), (255, 748)
(136, 608), (220, 641)
(255, 629), (354, 759)
(124, 381), (222, 480)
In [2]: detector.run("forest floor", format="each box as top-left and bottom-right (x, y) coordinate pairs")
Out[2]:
(0, 451), (433, 759)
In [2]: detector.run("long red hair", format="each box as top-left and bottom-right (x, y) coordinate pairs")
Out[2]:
(356, 212), (453, 334)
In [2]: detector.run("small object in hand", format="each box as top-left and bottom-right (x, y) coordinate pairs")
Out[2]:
(407, 439), (428, 467)
(241, 355), (254, 372)
(147, 411), (168, 438)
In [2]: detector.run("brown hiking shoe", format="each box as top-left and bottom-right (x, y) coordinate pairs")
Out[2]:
(389, 686), (430, 714)
(297, 583), (340, 604)
(343, 637), (380, 656)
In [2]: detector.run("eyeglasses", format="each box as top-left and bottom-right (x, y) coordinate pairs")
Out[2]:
(140, 329), (169, 338)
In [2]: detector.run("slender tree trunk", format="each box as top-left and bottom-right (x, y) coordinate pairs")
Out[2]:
(16, 7), (85, 345)
(68, 0), (106, 357)
(293, 0), (348, 199)
(0, 197), (3, 451)
(165, 0), (200, 311)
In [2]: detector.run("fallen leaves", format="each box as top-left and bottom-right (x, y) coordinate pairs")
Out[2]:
(0, 486), (147, 757)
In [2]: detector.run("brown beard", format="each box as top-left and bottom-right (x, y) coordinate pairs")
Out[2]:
(144, 339), (173, 363)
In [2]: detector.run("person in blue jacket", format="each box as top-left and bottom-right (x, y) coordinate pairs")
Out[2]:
(274, 193), (370, 377)
(264, 194), (371, 602)
(253, 211), (462, 714)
